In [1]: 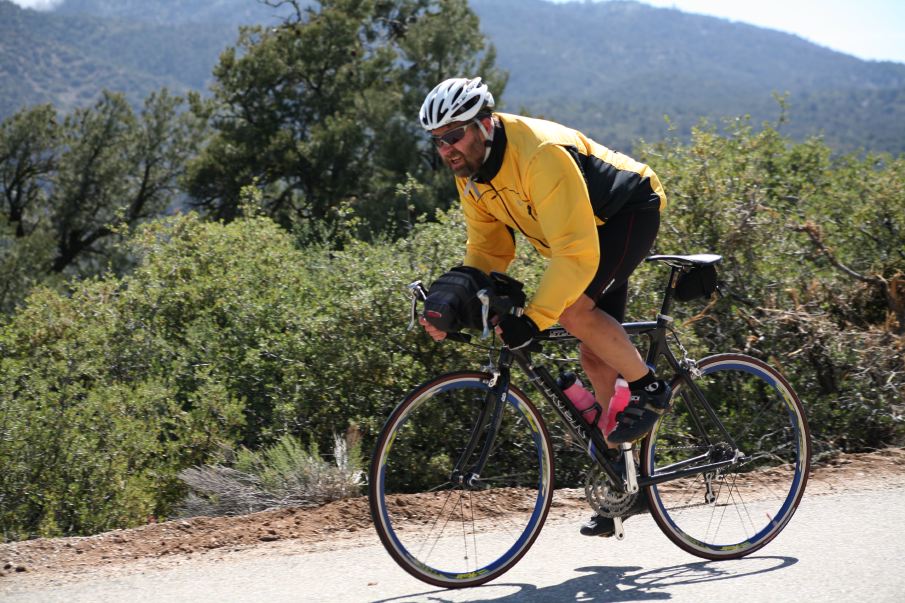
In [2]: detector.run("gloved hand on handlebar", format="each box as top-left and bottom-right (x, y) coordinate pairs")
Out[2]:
(496, 314), (539, 350)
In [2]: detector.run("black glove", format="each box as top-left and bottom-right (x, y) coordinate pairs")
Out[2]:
(497, 314), (539, 350)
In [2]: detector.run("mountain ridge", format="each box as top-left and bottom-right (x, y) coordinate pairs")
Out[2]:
(2, 0), (903, 154)
(473, 0), (905, 152)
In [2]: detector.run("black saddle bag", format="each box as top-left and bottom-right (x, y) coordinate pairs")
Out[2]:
(674, 264), (718, 301)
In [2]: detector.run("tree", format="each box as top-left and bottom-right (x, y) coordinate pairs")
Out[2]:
(0, 104), (60, 313)
(51, 89), (206, 275)
(0, 89), (206, 312)
(0, 104), (57, 238)
(186, 0), (506, 242)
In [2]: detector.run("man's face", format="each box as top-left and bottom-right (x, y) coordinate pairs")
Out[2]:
(431, 119), (487, 178)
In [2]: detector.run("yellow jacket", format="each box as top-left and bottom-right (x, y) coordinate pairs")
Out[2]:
(456, 113), (666, 330)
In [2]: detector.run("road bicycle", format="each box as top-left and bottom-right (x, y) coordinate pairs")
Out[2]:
(368, 254), (811, 588)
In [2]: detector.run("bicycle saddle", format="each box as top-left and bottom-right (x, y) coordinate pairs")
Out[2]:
(645, 253), (722, 266)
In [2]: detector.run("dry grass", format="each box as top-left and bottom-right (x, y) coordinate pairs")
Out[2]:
(177, 432), (364, 517)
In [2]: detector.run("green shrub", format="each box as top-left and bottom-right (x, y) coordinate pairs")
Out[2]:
(2, 120), (902, 540)
(637, 118), (905, 453)
(0, 283), (238, 540)
(0, 207), (539, 538)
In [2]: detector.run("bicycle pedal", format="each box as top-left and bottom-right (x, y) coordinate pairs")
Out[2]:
(613, 516), (625, 540)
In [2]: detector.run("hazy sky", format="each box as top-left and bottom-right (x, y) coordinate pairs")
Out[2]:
(10, 0), (63, 9)
(550, 0), (905, 64)
(10, 0), (905, 64)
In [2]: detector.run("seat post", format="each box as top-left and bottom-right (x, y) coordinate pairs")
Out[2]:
(658, 265), (681, 317)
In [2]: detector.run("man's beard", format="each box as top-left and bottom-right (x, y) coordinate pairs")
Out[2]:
(444, 151), (481, 177)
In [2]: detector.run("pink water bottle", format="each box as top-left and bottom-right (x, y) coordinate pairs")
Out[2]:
(604, 378), (631, 436)
(557, 372), (604, 430)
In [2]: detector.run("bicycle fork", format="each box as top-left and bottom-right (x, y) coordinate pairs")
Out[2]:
(448, 364), (512, 488)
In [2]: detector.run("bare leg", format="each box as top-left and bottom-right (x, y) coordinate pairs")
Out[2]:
(559, 294), (647, 380)
(578, 343), (618, 412)
(559, 294), (648, 439)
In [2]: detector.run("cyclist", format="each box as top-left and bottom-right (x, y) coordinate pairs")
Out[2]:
(418, 77), (672, 537)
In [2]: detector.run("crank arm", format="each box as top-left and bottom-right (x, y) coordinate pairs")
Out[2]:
(613, 516), (625, 540)
(620, 443), (639, 494)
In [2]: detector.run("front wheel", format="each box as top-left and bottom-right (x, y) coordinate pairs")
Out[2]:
(641, 353), (811, 560)
(369, 372), (554, 588)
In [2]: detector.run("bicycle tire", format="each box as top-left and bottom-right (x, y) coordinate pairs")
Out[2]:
(641, 353), (811, 560)
(369, 371), (554, 588)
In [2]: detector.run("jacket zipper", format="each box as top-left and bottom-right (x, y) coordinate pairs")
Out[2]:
(485, 181), (549, 250)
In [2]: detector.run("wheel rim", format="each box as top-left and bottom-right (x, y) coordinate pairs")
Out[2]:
(371, 374), (553, 586)
(644, 355), (810, 557)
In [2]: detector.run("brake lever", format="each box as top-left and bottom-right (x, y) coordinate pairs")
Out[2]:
(477, 289), (492, 339)
(406, 280), (428, 331)
(478, 288), (528, 341)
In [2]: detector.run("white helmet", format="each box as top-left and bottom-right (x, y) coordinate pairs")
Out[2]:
(419, 77), (495, 130)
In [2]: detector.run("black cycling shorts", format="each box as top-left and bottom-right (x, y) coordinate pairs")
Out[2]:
(583, 208), (660, 322)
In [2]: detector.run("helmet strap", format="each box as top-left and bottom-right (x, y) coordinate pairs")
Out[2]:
(475, 116), (494, 164)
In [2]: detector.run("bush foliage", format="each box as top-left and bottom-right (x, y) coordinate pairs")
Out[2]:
(1, 120), (902, 541)
(0, 205), (488, 540)
(634, 116), (904, 453)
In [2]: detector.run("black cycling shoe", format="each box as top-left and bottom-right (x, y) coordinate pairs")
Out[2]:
(580, 514), (619, 537)
(607, 380), (672, 444)
(579, 494), (649, 537)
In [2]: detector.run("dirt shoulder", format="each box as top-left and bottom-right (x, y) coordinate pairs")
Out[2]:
(2, 448), (904, 583)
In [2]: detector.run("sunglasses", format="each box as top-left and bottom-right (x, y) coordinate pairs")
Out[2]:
(430, 122), (473, 148)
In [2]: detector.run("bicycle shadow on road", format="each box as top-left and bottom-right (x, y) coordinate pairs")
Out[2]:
(374, 556), (797, 602)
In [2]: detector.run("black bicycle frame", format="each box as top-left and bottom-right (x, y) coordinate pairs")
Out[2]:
(449, 344), (626, 491)
(450, 261), (741, 493)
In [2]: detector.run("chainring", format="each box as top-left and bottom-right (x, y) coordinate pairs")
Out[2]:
(584, 465), (638, 518)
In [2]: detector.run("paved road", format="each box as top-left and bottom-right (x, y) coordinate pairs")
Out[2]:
(4, 487), (905, 602)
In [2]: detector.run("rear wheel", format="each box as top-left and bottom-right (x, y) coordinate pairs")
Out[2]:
(641, 354), (810, 559)
(369, 372), (554, 588)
